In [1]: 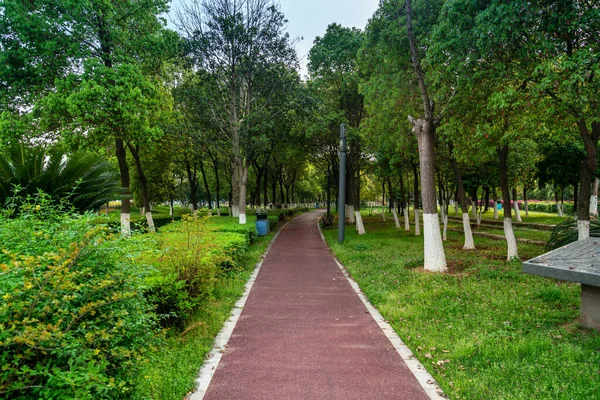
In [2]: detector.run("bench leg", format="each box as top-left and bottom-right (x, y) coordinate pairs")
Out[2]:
(580, 284), (600, 331)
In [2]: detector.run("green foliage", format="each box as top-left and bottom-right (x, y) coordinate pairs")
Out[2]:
(0, 144), (123, 212)
(0, 194), (159, 399)
(528, 202), (574, 215)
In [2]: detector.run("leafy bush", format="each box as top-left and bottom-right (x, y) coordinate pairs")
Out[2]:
(0, 193), (159, 399)
(140, 217), (227, 327)
(527, 201), (574, 214)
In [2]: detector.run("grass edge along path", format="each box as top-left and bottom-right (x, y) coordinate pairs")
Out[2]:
(132, 220), (284, 400)
(322, 215), (600, 400)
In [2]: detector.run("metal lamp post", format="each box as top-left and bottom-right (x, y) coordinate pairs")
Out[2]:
(338, 124), (347, 244)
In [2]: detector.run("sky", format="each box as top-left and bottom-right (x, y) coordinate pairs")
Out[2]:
(168, 0), (380, 78)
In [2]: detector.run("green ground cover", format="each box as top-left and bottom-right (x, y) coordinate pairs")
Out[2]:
(322, 215), (600, 400)
(0, 192), (300, 399)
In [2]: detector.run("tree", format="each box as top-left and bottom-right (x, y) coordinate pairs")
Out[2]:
(309, 23), (367, 212)
(404, 0), (447, 271)
(177, 0), (297, 224)
(0, 0), (172, 234)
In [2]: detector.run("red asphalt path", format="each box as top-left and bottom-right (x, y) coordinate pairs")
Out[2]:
(202, 211), (429, 400)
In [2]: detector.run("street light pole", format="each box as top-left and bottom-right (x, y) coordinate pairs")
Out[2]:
(338, 124), (347, 244)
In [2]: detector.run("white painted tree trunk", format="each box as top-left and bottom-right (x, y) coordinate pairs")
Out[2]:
(355, 212), (366, 235)
(442, 214), (448, 241)
(590, 196), (598, 217)
(169, 203), (173, 217)
(423, 214), (447, 272)
(494, 200), (499, 220)
(232, 204), (240, 217)
(239, 213), (247, 224)
(462, 213), (475, 250)
(382, 204), (386, 222)
(414, 209), (420, 236)
(392, 209), (401, 229)
(476, 210), (482, 226)
(504, 218), (519, 260)
(145, 212), (155, 232)
(578, 220), (590, 240)
(347, 205), (355, 223)
(514, 201), (522, 222)
(403, 207), (410, 231)
(556, 201), (563, 216)
(140, 206), (145, 216)
(121, 213), (131, 236)
(217, 207), (221, 216)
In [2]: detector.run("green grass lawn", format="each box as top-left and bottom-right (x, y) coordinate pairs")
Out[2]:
(322, 215), (600, 400)
(468, 209), (572, 225)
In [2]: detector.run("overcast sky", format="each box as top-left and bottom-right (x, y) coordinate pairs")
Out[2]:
(168, 0), (380, 78)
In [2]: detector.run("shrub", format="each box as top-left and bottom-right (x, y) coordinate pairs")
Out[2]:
(0, 194), (159, 399)
(0, 144), (123, 213)
(140, 217), (226, 327)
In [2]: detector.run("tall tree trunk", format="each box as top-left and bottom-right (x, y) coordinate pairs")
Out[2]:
(493, 187), (499, 220)
(185, 161), (199, 217)
(513, 187), (522, 222)
(254, 165), (263, 207)
(576, 121), (600, 239)
(271, 169), (277, 205)
(214, 157), (221, 216)
(498, 145), (519, 260)
(590, 178), (599, 217)
(115, 138), (131, 236)
(263, 167), (268, 208)
(388, 177), (394, 212)
(400, 172), (410, 231)
(412, 163), (420, 235)
(484, 187), (490, 213)
(471, 188), (478, 219)
(574, 182), (579, 215)
(382, 181), (386, 221)
(406, 0), (446, 271)
(199, 160), (212, 210)
(279, 171), (285, 206)
(238, 162), (249, 224)
(326, 166), (332, 216)
(127, 143), (154, 232)
(555, 187), (563, 216)
(523, 186), (529, 217)
(448, 142), (475, 249)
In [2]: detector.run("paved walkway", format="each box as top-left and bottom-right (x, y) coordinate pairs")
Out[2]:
(202, 211), (431, 399)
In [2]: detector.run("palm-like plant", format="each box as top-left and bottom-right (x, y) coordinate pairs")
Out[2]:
(0, 144), (123, 212)
(546, 219), (600, 250)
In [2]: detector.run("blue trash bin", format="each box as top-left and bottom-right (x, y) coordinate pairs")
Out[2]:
(256, 212), (269, 236)
(497, 203), (503, 210)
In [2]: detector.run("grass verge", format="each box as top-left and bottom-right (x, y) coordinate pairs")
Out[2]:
(132, 231), (276, 400)
(322, 215), (600, 400)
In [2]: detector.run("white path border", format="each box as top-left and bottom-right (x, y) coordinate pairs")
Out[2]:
(317, 223), (446, 400)
(188, 225), (286, 400)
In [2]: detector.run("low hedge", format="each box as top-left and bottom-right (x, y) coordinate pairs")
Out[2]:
(527, 201), (574, 214)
